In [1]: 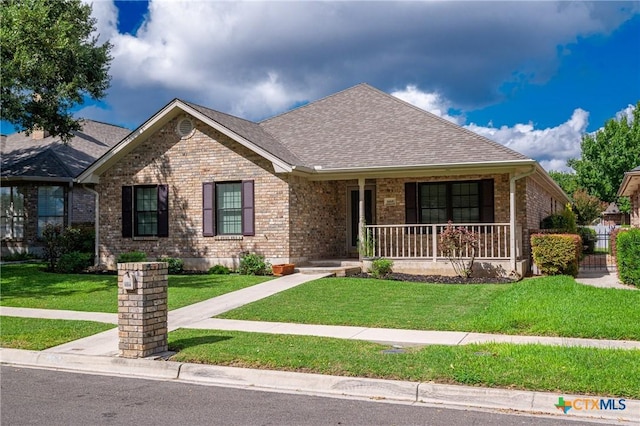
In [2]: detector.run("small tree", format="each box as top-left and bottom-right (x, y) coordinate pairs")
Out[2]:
(439, 222), (478, 278)
(572, 189), (606, 225)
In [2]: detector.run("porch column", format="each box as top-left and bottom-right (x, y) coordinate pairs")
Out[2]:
(509, 174), (516, 272)
(358, 177), (365, 261)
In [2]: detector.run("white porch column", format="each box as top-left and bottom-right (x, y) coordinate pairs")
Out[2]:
(358, 177), (365, 261)
(509, 173), (516, 272)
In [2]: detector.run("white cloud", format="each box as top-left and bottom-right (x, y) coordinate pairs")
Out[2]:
(391, 85), (463, 124)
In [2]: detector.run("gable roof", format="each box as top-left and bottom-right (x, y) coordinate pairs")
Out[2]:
(1, 119), (130, 181)
(260, 84), (529, 171)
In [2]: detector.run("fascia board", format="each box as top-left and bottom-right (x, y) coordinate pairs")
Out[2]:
(617, 171), (640, 196)
(1, 176), (74, 184)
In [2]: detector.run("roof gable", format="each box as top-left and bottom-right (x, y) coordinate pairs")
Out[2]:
(260, 84), (529, 170)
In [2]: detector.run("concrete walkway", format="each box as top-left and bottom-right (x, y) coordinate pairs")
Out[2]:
(576, 269), (638, 290)
(2, 271), (640, 423)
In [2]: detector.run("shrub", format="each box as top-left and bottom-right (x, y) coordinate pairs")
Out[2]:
(41, 224), (95, 272)
(238, 252), (270, 275)
(610, 228), (628, 258)
(616, 229), (640, 287)
(117, 251), (147, 263)
(369, 258), (393, 279)
(56, 251), (94, 273)
(41, 223), (64, 271)
(540, 205), (577, 233)
(159, 257), (184, 274)
(531, 234), (582, 277)
(208, 264), (231, 275)
(577, 227), (597, 254)
(439, 222), (478, 278)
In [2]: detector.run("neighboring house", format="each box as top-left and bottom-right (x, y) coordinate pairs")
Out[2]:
(618, 165), (640, 228)
(601, 202), (630, 226)
(78, 84), (569, 276)
(1, 120), (131, 257)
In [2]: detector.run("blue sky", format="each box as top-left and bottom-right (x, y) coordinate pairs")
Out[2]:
(3, 1), (639, 172)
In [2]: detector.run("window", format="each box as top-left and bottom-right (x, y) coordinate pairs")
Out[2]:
(1, 186), (25, 239)
(122, 185), (168, 238)
(406, 180), (494, 224)
(203, 181), (254, 236)
(38, 186), (65, 236)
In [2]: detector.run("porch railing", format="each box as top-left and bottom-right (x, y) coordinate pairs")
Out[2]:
(364, 223), (513, 260)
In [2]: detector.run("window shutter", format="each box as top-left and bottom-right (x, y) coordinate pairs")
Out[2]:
(202, 182), (215, 236)
(405, 182), (418, 224)
(481, 179), (494, 223)
(242, 180), (255, 236)
(122, 186), (133, 238)
(157, 184), (169, 237)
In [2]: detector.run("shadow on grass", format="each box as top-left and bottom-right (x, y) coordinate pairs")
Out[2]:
(168, 334), (233, 351)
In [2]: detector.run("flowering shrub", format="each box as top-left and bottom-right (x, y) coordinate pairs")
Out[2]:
(439, 222), (478, 278)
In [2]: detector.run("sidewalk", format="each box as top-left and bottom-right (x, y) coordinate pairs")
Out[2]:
(1, 271), (639, 423)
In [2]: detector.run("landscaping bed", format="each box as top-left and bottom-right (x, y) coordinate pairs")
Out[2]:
(349, 272), (515, 284)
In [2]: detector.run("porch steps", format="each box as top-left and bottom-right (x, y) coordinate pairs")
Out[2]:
(296, 260), (362, 277)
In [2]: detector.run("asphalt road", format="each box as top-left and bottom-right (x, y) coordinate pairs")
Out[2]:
(1, 366), (606, 426)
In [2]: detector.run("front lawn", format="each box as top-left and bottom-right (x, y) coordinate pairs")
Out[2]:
(0, 316), (115, 350)
(168, 328), (640, 398)
(219, 275), (640, 340)
(0, 263), (271, 313)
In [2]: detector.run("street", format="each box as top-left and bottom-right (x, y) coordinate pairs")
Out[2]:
(0, 366), (605, 425)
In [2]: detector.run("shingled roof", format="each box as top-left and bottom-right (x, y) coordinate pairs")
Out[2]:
(259, 84), (529, 170)
(1, 120), (130, 180)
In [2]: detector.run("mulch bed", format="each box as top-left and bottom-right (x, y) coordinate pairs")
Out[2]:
(348, 272), (516, 284)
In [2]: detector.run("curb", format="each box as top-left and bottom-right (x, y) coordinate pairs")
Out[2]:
(2, 348), (638, 423)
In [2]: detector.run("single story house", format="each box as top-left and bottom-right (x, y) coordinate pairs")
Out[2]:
(1, 120), (130, 257)
(617, 165), (640, 228)
(78, 84), (569, 276)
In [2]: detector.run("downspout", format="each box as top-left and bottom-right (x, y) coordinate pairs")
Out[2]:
(357, 177), (365, 261)
(83, 185), (100, 266)
(509, 166), (536, 273)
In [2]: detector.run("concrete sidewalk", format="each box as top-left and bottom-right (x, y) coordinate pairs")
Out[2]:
(576, 270), (638, 290)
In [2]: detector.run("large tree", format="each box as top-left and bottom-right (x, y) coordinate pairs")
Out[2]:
(568, 102), (640, 204)
(1, 0), (111, 141)
(548, 171), (578, 198)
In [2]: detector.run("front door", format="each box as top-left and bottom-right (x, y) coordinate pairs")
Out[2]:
(348, 188), (374, 254)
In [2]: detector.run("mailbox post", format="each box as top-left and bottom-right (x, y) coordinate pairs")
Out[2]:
(117, 262), (168, 358)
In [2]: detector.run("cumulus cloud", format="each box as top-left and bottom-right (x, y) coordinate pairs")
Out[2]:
(79, 0), (638, 127)
(391, 85), (463, 124)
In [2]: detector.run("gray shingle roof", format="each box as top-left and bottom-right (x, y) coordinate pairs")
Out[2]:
(1, 119), (130, 179)
(183, 101), (304, 166)
(260, 84), (529, 169)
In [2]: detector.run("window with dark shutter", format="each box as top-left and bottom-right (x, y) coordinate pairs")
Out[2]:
(206, 180), (255, 236)
(122, 185), (169, 238)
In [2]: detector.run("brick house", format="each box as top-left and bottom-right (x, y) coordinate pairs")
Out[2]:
(1, 120), (130, 257)
(78, 84), (569, 276)
(618, 165), (640, 228)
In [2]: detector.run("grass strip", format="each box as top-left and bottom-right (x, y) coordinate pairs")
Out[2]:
(0, 316), (115, 350)
(0, 263), (270, 313)
(219, 275), (640, 340)
(168, 328), (640, 399)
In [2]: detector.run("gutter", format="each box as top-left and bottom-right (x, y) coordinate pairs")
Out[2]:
(83, 185), (100, 267)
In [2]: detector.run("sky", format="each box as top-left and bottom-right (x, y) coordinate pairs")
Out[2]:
(3, 0), (640, 172)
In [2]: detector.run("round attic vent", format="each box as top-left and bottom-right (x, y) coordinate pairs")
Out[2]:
(176, 118), (194, 137)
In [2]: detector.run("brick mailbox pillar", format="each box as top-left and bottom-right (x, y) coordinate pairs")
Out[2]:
(118, 262), (168, 358)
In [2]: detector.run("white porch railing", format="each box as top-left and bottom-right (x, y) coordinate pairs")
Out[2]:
(364, 223), (513, 260)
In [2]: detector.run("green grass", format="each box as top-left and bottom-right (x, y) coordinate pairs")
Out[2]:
(0, 316), (115, 350)
(168, 328), (640, 398)
(0, 263), (271, 312)
(220, 275), (640, 340)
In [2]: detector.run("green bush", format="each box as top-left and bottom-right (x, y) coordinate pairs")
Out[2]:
(41, 224), (94, 272)
(159, 257), (184, 274)
(117, 251), (147, 263)
(369, 258), (393, 279)
(531, 234), (582, 277)
(540, 206), (577, 233)
(577, 227), (596, 254)
(208, 264), (231, 275)
(610, 228), (628, 258)
(56, 251), (94, 273)
(616, 229), (640, 287)
(238, 252), (270, 275)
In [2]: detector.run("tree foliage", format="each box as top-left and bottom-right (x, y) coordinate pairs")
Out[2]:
(572, 189), (606, 225)
(568, 103), (640, 204)
(1, 0), (112, 141)
(548, 171), (578, 199)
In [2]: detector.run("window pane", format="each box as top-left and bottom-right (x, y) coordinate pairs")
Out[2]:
(451, 182), (480, 223)
(38, 186), (64, 236)
(135, 187), (158, 236)
(419, 183), (447, 224)
(217, 182), (242, 234)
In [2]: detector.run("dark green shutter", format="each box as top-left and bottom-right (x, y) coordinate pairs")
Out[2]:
(122, 186), (132, 238)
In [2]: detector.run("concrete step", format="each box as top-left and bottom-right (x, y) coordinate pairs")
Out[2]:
(296, 265), (362, 277)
